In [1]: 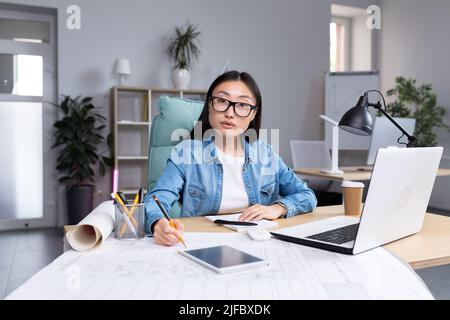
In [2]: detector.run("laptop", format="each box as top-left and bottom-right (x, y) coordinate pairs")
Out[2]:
(366, 117), (416, 166)
(271, 147), (443, 255)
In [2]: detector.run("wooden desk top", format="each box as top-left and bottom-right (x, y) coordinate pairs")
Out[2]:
(294, 167), (450, 182)
(181, 205), (450, 270)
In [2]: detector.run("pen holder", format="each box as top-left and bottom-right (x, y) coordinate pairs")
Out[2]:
(114, 202), (145, 240)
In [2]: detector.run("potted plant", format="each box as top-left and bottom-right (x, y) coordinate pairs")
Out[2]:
(52, 95), (112, 224)
(166, 22), (201, 89)
(383, 76), (450, 147)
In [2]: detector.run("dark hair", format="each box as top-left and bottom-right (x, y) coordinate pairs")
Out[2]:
(190, 70), (262, 139)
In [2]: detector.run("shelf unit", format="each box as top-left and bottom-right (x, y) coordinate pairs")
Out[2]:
(110, 86), (207, 197)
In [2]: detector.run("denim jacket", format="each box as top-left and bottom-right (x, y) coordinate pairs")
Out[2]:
(144, 136), (317, 235)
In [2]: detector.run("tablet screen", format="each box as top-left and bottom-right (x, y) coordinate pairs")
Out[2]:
(182, 245), (264, 269)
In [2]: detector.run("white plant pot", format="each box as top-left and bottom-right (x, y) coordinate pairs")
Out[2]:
(171, 68), (191, 90)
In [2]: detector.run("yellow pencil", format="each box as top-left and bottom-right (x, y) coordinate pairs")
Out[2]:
(113, 192), (138, 227)
(152, 195), (187, 248)
(118, 191), (140, 237)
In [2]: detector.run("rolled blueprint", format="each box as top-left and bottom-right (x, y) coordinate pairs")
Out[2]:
(65, 200), (115, 251)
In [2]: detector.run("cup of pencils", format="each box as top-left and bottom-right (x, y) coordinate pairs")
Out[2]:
(112, 189), (145, 240)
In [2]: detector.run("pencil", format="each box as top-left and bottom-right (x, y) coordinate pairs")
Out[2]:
(152, 195), (187, 248)
(111, 193), (138, 237)
(118, 190), (141, 237)
(113, 192), (138, 227)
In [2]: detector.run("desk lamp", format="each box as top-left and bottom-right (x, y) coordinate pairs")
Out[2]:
(338, 90), (416, 147)
(320, 114), (343, 174)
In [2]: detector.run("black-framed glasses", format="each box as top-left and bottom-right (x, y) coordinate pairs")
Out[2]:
(209, 96), (257, 118)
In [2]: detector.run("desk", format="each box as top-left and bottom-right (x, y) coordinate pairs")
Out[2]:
(294, 167), (450, 182)
(8, 204), (440, 300)
(181, 205), (450, 270)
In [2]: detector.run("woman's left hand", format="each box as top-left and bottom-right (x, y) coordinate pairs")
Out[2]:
(238, 204), (287, 222)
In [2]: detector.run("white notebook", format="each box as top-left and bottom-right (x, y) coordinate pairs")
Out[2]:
(205, 213), (278, 232)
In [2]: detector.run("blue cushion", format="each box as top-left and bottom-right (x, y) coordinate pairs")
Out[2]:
(150, 96), (204, 147)
(147, 96), (204, 217)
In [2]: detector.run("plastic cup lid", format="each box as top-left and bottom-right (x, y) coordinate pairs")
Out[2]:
(341, 181), (365, 188)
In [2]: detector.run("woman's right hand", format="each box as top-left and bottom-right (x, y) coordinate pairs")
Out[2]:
(153, 218), (184, 246)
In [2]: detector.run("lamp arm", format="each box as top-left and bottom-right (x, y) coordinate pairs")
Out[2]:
(369, 101), (417, 147)
(320, 114), (339, 126)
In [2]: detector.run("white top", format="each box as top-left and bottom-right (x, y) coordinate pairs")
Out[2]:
(216, 147), (249, 213)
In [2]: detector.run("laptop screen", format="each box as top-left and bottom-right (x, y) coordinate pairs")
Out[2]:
(367, 117), (416, 165)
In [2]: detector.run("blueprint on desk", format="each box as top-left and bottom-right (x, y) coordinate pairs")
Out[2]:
(6, 233), (433, 300)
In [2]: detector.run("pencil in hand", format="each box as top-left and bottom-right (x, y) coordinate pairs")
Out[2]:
(152, 195), (187, 248)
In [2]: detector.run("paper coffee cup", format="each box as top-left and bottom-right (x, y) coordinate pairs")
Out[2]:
(341, 181), (365, 216)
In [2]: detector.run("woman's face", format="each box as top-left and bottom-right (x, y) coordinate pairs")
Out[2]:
(208, 80), (257, 138)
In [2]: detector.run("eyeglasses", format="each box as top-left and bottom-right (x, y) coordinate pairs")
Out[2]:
(209, 96), (257, 118)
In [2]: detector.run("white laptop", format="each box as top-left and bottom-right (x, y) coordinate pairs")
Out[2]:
(271, 147), (443, 255)
(366, 117), (416, 166)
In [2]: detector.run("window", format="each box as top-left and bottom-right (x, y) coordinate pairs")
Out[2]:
(0, 53), (43, 96)
(330, 17), (350, 72)
(330, 4), (373, 72)
(14, 54), (43, 96)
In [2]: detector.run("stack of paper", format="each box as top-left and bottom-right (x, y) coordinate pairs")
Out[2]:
(6, 233), (434, 300)
(205, 213), (278, 232)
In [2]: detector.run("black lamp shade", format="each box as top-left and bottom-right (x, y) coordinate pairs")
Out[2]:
(338, 95), (373, 136)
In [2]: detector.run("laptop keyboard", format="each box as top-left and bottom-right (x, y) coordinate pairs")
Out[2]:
(306, 223), (360, 245)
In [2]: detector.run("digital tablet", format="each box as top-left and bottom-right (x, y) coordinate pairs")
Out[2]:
(179, 245), (269, 274)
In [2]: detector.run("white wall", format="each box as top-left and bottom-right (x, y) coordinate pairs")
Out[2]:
(351, 13), (372, 71)
(3, 0), (378, 211)
(379, 0), (450, 210)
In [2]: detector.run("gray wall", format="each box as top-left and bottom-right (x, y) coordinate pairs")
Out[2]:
(3, 0), (378, 209)
(379, 0), (450, 209)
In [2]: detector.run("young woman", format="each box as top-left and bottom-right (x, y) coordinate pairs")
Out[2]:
(145, 71), (317, 246)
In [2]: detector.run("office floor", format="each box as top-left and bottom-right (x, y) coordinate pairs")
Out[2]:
(0, 228), (63, 299)
(0, 209), (449, 300)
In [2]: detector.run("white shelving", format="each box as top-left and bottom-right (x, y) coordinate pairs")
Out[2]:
(111, 86), (151, 196)
(111, 86), (207, 196)
(117, 121), (151, 126)
(117, 156), (149, 160)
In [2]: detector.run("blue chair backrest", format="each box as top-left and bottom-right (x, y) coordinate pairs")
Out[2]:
(147, 95), (204, 216)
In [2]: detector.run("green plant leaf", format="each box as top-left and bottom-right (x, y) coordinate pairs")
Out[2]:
(52, 95), (111, 186)
(102, 156), (113, 166)
(106, 134), (113, 148)
(386, 77), (450, 147)
(81, 97), (93, 104)
(167, 22), (201, 70)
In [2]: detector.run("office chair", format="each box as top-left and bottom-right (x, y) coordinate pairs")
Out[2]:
(290, 140), (342, 206)
(147, 95), (204, 217)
